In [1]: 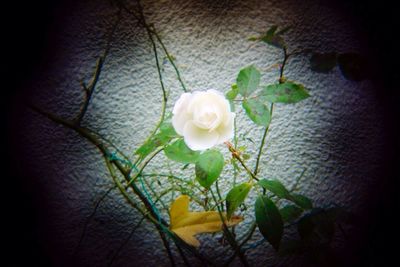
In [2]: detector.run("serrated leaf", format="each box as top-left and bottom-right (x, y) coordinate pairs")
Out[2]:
(242, 98), (271, 127)
(195, 150), (224, 188)
(258, 179), (291, 199)
(226, 183), (252, 220)
(226, 83), (239, 100)
(170, 195), (243, 247)
(236, 65), (261, 97)
(164, 139), (200, 164)
(255, 195), (283, 250)
(310, 52), (337, 73)
(262, 82), (310, 103)
(290, 194), (313, 210)
(337, 53), (368, 81)
(280, 205), (303, 223)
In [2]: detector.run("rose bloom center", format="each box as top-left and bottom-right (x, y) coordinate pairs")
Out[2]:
(193, 105), (221, 131)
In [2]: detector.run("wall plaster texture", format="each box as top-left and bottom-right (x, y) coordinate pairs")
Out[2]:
(17, 0), (386, 266)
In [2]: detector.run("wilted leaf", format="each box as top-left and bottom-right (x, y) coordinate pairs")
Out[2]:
(262, 82), (310, 103)
(242, 98), (271, 127)
(236, 65), (261, 97)
(195, 150), (224, 188)
(255, 195), (284, 250)
(164, 139), (200, 164)
(169, 195), (243, 247)
(226, 183), (252, 219)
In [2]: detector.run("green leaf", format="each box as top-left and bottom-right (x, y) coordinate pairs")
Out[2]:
(255, 195), (284, 250)
(280, 205), (303, 223)
(236, 65), (261, 97)
(159, 122), (177, 136)
(226, 183), (252, 220)
(261, 25), (286, 48)
(262, 82), (310, 103)
(290, 194), (313, 210)
(242, 98), (271, 127)
(136, 122), (178, 158)
(258, 179), (291, 199)
(337, 53), (368, 81)
(164, 139), (200, 164)
(195, 150), (224, 188)
(226, 83), (239, 100)
(266, 25), (278, 36)
(310, 52), (337, 73)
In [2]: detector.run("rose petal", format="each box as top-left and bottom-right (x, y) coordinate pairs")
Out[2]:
(216, 112), (235, 144)
(172, 112), (190, 135)
(173, 93), (192, 115)
(183, 121), (219, 151)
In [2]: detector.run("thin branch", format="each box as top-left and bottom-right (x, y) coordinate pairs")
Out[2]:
(210, 189), (250, 267)
(74, 185), (117, 255)
(75, 8), (122, 125)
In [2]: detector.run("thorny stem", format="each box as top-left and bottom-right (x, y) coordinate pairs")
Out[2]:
(226, 42), (292, 265)
(225, 142), (259, 182)
(74, 185), (117, 255)
(30, 105), (214, 266)
(254, 104), (274, 176)
(119, 0), (188, 93)
(210, 189), (250, 267)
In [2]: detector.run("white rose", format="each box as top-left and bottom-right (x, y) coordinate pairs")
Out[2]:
(172, 89), (235, 151)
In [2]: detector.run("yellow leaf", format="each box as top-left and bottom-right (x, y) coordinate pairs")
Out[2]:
(169, 195), (243, 247)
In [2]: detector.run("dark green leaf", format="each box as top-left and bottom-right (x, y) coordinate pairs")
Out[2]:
(310, 52), (337, 73)
(290, 194), (313, 210)
(262, 34), (285, 49)
(262, 82), (310, 103)
(280, 205), (303, 223)
(195, 150), (224, 188)
(255, 195), (284, 250)
(242, 98), (271, 127)
(261, 25), (286, 48)
(236, 65), (261, 97)
(226, 183), (252, 219)
(337, 53), (368, 81)
(258, 179), (291, 199)
(226, 83), (239, 100)
(266, 25), (278, 36)
(164, 139), (200, 164)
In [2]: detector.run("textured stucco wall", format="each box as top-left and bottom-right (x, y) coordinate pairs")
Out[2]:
(17, 0), (385, 266)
